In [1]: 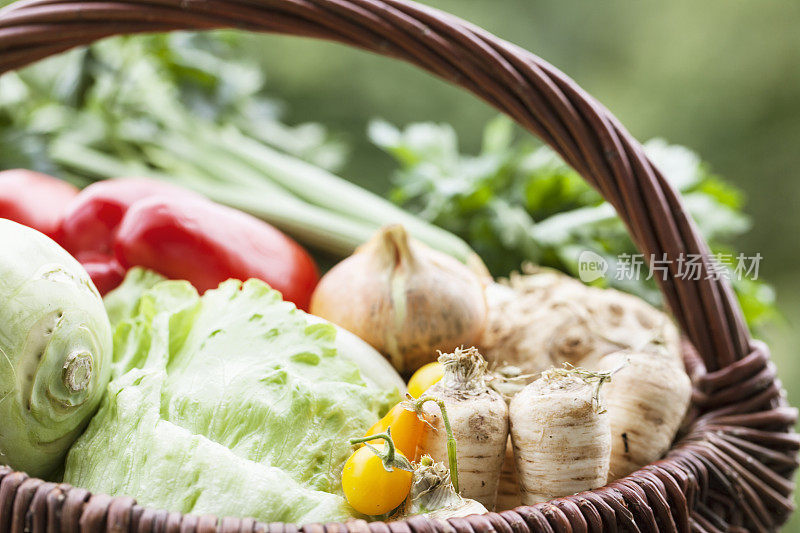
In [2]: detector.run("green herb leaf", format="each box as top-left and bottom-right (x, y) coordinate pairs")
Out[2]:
(371, 116), (778, 331)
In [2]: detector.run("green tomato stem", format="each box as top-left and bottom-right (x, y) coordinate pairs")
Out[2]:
(349, 429), (413, 473)
(414, 396), (459, 493)
(350, 430), (398, 464)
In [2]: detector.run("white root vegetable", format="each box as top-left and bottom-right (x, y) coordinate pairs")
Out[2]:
(597, 350), (692, 482)
(486, 365), (529, 511)
(495, 438), (522, 511)
(404, 456), (487, 519)
(509, 367), (611, 504)
(417, 347), (508, 510)
(480, 267), (681, 374)
(310, 225), (487, 374)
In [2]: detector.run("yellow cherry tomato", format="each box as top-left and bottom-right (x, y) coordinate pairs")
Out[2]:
(342, 444), (413, 515)
(364, 403), (423, 460)
(407, 362), (444, 398)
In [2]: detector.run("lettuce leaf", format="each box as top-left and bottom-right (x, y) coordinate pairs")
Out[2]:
(64, 272), (398, 523)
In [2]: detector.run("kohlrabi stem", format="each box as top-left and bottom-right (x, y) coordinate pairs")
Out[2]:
(62, 351), (93, 393)
(415, 396), (459, 493)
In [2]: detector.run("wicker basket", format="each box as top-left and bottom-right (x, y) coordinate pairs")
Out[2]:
(0, 1), (797, 532)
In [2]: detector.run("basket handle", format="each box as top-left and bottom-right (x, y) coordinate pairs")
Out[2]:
(0, 0), (752, 371)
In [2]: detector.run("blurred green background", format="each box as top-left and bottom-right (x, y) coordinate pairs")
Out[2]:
(242, 1), (800, 524)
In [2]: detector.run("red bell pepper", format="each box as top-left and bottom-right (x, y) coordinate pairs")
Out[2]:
(0, 169), (78, 240)
(59, 177), (200, 258)
(78, 251), (127, 296)
(58, 177), (201, 294)
(114, 196), (319, 310)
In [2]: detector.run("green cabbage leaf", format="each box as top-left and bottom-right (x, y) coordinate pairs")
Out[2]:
(64, 270), (399, 523)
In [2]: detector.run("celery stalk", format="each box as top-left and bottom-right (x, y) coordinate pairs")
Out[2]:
(50, 120), (477, 263)
(202, 126), (475, 263)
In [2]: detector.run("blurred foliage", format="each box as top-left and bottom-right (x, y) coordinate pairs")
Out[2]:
(370, 117), (776, 329)
(0, 32), (347, 180)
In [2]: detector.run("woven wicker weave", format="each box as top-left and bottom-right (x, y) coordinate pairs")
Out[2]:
(0, 1), (797, 532)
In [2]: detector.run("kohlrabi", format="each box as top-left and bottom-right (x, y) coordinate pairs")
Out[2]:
(0, 219), (112, 478)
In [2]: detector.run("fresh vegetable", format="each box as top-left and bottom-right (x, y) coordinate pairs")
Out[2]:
(495, 440), (521, 511)
(363, 403), (424, 461)
(509, 367), (612, 504)
(0, 219), (111, 478)
(54, 177), (201, 294)
(101, 267), (166, 326)
(310, 225), (487, 374)
(114, 196), (319, 310)
(371, 117), (777, 330)
(407, 362), (444, 398)
(64, 273), (399, 523)
(361, 388), (463, 485)
(59, 177), (200, 259)
(77, 252), (127, 296)
(403, 455), (487, 519)
(0, 169), (77, 239)
(596, 350), (691, 481)
(305, 315), (406, 393)
(417, 348), (508, 510)
(343, 432), (414, 516)
(480, 267), (680, 374)
(107, 268), (404, 393)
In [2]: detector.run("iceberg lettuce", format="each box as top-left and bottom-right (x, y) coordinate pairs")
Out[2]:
(64, 271), (399, 523)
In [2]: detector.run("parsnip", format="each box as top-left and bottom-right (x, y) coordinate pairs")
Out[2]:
(494, 438), (522, 511)
(486, 366), (527, 511)
(404, 456), (487, 519)
(597, 350), (691, 481)
(509, 367), (611, 504)
(418, 347), (508, 510)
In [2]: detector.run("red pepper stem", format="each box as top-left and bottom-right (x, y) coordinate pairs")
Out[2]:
(414, 396), (459, 493)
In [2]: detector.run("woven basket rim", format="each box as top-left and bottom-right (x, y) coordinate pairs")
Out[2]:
(0, 1), (796, 532)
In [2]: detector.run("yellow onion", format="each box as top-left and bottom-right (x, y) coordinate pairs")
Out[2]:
(310, 225), (487, 374)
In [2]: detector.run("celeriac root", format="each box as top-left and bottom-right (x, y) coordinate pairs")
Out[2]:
(480, 266), (681, 375)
